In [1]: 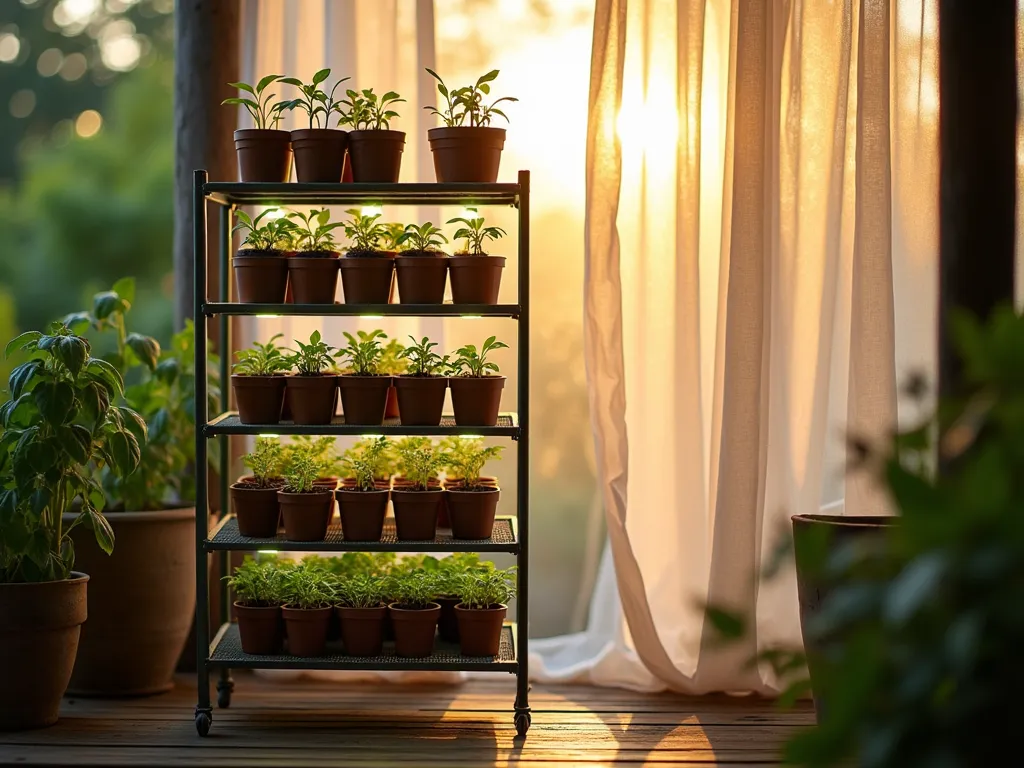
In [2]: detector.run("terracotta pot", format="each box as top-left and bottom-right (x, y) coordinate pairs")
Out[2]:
(384, 385), (400, 420)
(446, 487), (500, 539)
(347, 129), (405, 182)
(278, 489), (333, 542)
(65, 508), (196, 698)
(427, 126), (505, 182)
(234, 251), (289, 303)
(288, 252), (340, 304)
(0, 573), (88, 729)
(336, 488), (390, 542)
(232, 374), (286, 424)
(436, 596), (461, 643)
(282, 606), (332, 657)
(337, 605), (386, 656)
(233, 128), (292, 182)
(456, 603), (507, 656)
(391, 488), (443, 541)
(339, 255), (394, 304)
(449, 375), (505, 426)
(338, 375), (392, 425)
(291, 128), (347, 183)
(285, 374), (339, 425)
(394, 376), (448, 426)
(449, 255), (505, 304)
(230, 483), (281, 538)
(388, 603), (441, 658)
(395, 253), (448, 303)
(234, 603), (283, 655)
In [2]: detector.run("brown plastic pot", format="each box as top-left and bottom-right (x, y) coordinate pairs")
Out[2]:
(232, 374), (286, 425)
(388, 603), (441, 658)
(395, 253), (448, 303)
(336, 488), (390, 542)
(291, 128), (347, 183)
(436, 596), (461, 643)
(282, 606), (332, 657)
(338, 375), (392, 425)
(339, 255), (394, 304)
(337, 605), (386, 656)
(427, 126), (505, 182)
(456, 603), (507, 656)
(449, 375), (505, 426)
(285, 374), (338, 425)
(392, 488), (443, 541)
(230, 483), (281, 538)
(394, 376), (448, 426)
(347, 129), (405, 182)
(234, 251), (289, 303)
(288, 252), (340, 304)
(384, 385), (400, 420)
(449, 255), (505, 304)
(234, 128), (292, 182)
(234, 603), (284, 655)
(446, 487), (500, 539)
(278, 489), (333, 542)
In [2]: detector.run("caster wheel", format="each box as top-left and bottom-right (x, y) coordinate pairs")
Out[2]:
(195, 711), (212, 737)
(217, 687), (232, 709)
(515, 712), (531, 737)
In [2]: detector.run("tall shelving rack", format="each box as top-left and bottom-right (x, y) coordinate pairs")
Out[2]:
(191, 169), (531, 737)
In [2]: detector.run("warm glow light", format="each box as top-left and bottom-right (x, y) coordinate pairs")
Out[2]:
(0, 33), (22, 64)
(74, 109), (102, 138)
(255, 314), (281, 318)
(461, 315), (482, 319)
(361, 205), (383, 217)
(360, 315), (383, 319)
(616, 96), (679, 154)
(257, 550), (279, 555)
(362, 434), (383, 439)
(457, 207), (479, 220)
(460, 434), (483, 440)
(259, 207), (284, 220)
(258, 434), (279, 439)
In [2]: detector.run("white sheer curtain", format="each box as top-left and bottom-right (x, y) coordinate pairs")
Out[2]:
(531, 0), (938, 693)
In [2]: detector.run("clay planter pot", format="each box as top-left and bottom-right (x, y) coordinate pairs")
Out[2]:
(232, 374), (286, 425)
(234, 128), (292, 182)
(395, 253), (448, 303)
(278, 489), (333, 542)
(285, 374), (339, 425)
(389, 603), (441, 658)
(65, 509), (195, 698)
(0, 573), (88, 729)
(338, 374), (392, 425)
(339, 254), (395, 304)
(347, 129), (405, 182)
(337, 605), (386, 656)
(234, 250), (288, 303)
(288, 252), (340, 304)
(394, 375), (448, 426)
(234, 603), (284, 655)
(449, 375), (505, 426)
(282, 606), (332, 657)
(449, 255), (505, 304)
(436, 596), (461, 643)
(428, 126), (506, 182)
(291, 128), (348, 183)
(384, 385), (400, 420)
(391, 488), (443, 541)
(456, 603), (507, 656)
(446, 487), (500, 540)
(230, 483), (282, 538)
(440, 476), (495, 529)
(336, 488), (390, 542)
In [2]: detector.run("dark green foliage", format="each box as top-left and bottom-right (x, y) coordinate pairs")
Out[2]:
(424, 69), (517, 128)
(397, 336), (449, 377)
(225, 557), (285, 607)
(446, 216), (506, 255)
(450, 336), (508, 377)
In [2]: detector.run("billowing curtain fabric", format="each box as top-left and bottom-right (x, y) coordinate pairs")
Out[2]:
(531, 0), (937, 693)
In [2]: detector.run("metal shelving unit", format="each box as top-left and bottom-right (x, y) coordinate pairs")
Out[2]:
(191, 170), (531, 737)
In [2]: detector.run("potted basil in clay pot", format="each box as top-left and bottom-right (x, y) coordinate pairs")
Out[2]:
(387, 570), (442, 658)
(339, 209), (394, 304)
(446, 215), (506, 304)
(448, 335), (509, 426)
(336, 437), (391, 542)
(435, 554), (492, 643)
(223, 75), (292, 182)
(225, 558), (285, 655)
(283, 331), (339, 426)
(336, 329), (392, 425)
(286, 208), (344, 304)
(439, 436), (498, 528)
(230, 438), (284, 538)
(444, 442), (503, 540)
(281, 564), (335, 657)
(424, 69), (517, 182)
(394, 335), (450, 426)
(231, 334), (290, 424)
(391, 440), (447, 541)
(335, 573), (387, 656)
(278, 446), (333, 542)
(339, 88), (406, 182)
(232, 208), (295, 303)
(394, 223), (450, 304)
(457, 567), (516, 656)
(281, 69), (350, 182)
(339, 437), (395, 492)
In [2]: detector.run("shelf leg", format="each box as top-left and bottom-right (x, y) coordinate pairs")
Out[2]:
(216, 674), (235, 709)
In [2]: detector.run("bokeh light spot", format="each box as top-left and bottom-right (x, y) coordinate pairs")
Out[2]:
(75, 109), (103, 138)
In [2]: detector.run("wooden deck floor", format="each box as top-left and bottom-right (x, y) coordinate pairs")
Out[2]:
(0, 673), (813, 767)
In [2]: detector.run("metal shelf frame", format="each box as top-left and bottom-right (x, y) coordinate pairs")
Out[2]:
(192, 170), (530, 736)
